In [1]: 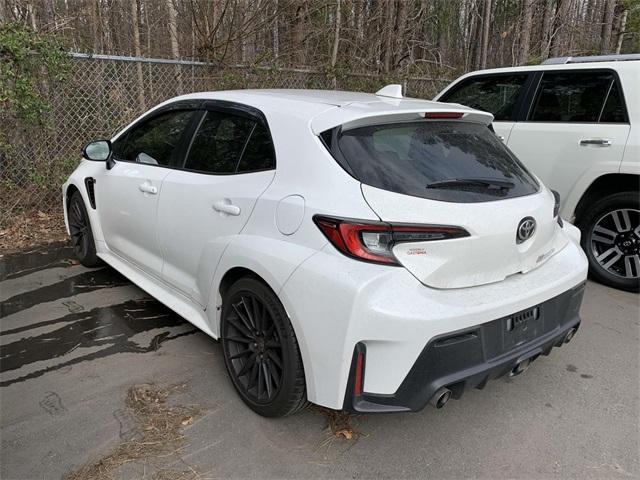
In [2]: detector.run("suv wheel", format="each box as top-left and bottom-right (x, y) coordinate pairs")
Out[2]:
(221, 277), (307, 417)
(577, 191), (640, 292)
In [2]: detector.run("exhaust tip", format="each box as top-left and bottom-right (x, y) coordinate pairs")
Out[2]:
(430, 387), (452, 409)
(564, 327), (577, 344)
(510, 358), (531, 377)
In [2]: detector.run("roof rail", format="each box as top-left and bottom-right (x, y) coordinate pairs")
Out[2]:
(542, 53), (640, 65)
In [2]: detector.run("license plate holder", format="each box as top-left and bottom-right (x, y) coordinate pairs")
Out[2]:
(503, 306), (541, 348)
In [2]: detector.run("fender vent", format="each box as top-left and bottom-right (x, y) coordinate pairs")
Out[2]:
(84, 177), (96, 209)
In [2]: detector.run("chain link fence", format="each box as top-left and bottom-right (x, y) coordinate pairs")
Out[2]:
(0, 53), (451, 233)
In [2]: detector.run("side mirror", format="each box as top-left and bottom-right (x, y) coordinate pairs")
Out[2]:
(82, 140), (112, 161)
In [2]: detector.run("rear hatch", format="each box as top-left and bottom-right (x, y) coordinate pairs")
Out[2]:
(322, 116), (568, 289)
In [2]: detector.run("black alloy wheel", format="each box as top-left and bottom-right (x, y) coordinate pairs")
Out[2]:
(68, 191), (101, 267)
(221, 277), (307, 417)
(578, 191), (640, 292)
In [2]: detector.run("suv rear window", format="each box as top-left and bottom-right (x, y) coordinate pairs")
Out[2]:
(323, 121), (539, 203)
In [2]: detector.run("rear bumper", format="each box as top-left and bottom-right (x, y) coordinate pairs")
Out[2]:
(344, 282), (585, 413)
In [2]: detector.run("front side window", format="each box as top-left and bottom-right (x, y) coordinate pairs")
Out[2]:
(528, 71), (627, 123)
(113, 110), (194, 166)
(439, 74), (529, 121)
(326, 121), (539, 203)
(184, 111), (255, 174)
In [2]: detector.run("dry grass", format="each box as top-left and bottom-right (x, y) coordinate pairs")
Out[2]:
(308, 404), (360, 441)
(0, 207), (67, 254)
(64, 383), (201, 480)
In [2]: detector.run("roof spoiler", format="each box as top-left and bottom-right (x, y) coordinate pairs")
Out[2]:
(375, 84), (403, 99)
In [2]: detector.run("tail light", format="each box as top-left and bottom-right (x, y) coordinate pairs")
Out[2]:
(424, 112), (464, 119)
(552, 190), (563, 227)
(313, 215), (469, 266)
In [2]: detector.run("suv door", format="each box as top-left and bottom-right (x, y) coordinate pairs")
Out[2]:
(507, 70), (630, 217)
(436, 73), (532, 144)
(157, 107), (276, 307)
(99, 109), (196, 277)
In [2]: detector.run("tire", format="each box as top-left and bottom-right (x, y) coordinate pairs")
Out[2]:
(67, 190), (102, 268)
(576, 191), (640, 292)
(221, 277), (307, 417)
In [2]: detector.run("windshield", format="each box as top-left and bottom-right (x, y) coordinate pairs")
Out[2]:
(323, 121), (539, 203)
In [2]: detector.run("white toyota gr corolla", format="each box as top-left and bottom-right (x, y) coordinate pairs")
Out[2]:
(63, 86), (588, 417)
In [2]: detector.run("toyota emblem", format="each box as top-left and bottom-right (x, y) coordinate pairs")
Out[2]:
(516, 217), (536, 244)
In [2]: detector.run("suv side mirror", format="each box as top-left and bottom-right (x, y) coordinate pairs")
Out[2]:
(82, 140), (112, 162)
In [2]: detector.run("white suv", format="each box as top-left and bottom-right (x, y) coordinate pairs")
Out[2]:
(64, 88), (587, 416)
(435, 54), (640, 291)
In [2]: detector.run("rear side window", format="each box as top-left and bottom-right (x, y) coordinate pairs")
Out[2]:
(439, 74), (528, 121)
(237, 123), (276, 173)
(528, 71), (627, 123)
(114, 110), (194, 166)
(326, 121), (539, 203)
(185, 111), (255, 174)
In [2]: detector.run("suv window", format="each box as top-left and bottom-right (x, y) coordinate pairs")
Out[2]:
(325, 121), (539, 203)
(439, 74), (528, 121)
(528, 71), (627, 123)
(237, 123), (276, 173)
(185, 111), (255, 174)
(114, 110), (194, 166)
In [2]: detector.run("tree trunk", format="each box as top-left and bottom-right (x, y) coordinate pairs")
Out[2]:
(331, 0), (341, 69)
(600, 0), (616, 53)
(540, 0), (553, 59)
(518, 0), (533, 65)
(615, 8), (628, 54)
(165, 0), (182, 93)
(383, 0), (395, 73)
(479, 0), (492, 69)
(130, 0), (145, 111)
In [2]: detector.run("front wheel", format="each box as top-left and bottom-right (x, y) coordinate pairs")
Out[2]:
(221, 277), (307, 417)
(68, 191), (102, 268)
(577, 191), (640, 292)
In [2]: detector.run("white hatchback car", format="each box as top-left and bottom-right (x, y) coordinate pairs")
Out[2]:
(63, 87), (588, 417)
(435, 55), (640, 291)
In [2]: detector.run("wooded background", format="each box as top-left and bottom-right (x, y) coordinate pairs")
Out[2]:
(1, 0), (639, 248)
(3, 0), (639, 76)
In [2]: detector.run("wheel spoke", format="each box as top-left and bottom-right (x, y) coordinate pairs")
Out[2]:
(225, 335), (253, 344)
(624, 255), (640, 278)
(227, 316), (254, 340)
(261, 362), (272, 398)
(232, 303), (255, 334)
(237, 352), (257, 377)
(596, 247), (622, 270)
(229, 348), (252, 360)
(611, 209), (631, 233)
(592, 225), (617, 245)
(251, 295), (263, 333)
(267, 349), (283, 369)
(248, 360), (259, 390)
(267, 359), (281, 386)
(257, 362), (264, 398)
(241, 296), (258, 331)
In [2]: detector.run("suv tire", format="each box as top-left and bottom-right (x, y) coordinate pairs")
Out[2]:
(68, 190), (102, 268)
(577, 191), (639, 292)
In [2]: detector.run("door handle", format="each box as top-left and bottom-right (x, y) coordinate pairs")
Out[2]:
(213, 200), (241, 216)
(579, 138), (612, 147)
(138, 183), (158, 194)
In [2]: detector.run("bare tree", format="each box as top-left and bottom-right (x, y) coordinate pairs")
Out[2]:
(600, 0), (617, 53)
(519, 0), (533, 65)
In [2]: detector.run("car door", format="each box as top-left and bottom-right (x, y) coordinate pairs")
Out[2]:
(506, 69), (631, 215)
(435, 72), (533, 144)
(98, 109), (197, 277)
(157, 107), (276, 307)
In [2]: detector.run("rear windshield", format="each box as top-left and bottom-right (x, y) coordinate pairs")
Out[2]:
(323, 121), (539, 203)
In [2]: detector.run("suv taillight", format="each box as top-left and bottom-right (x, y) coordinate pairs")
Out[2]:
(313, 215), (469, 266)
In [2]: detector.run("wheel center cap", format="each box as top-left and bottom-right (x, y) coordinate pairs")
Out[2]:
(255, 337), (265, 353)
(616, 233), (639, 254)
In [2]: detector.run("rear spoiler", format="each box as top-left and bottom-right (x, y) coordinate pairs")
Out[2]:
(311, 107), (493, 134)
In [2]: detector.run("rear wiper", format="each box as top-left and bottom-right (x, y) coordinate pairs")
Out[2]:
(426, 178), (515, 190)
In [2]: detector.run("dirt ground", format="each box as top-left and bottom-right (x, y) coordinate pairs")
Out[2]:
(1, 243), (639, 479)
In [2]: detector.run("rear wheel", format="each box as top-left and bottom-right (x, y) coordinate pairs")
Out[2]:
(577, 191), (639, 292)
(221, 277), (307, 417)
(68, 191), (102, 267)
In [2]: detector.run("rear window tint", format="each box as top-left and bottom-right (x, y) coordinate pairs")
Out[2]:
(326, 121), (539, 203)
